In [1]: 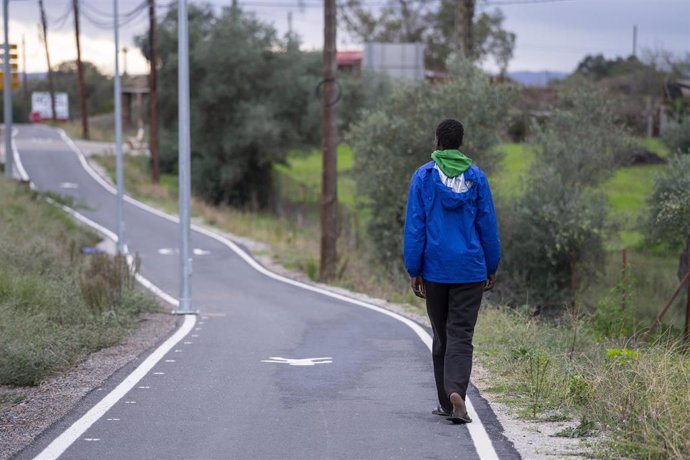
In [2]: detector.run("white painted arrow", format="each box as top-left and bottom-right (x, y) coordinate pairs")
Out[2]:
(261, 357), (333, 366)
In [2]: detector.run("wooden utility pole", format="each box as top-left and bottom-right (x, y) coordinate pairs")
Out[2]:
(38, 0), (56, 121)
(456, 0), (474, 58)
(320, 0), (338, 281)
(148, 0), (160, 183)
(73, 0), (89, 139)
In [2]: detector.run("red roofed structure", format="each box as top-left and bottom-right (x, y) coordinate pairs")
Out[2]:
(337, 51), (363, 75)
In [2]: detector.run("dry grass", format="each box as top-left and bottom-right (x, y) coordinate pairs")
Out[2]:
(0, 178), (159, 388)
(474, 307), (690, 459)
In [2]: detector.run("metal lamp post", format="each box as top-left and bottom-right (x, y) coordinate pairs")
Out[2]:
(177, 0), (193, 314)
(113, 0), (125, 253)
(3, 0), (13, 179)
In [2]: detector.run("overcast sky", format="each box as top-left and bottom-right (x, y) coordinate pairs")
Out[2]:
(6, 0), (690, 76)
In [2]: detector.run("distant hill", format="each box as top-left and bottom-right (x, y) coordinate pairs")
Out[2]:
(26, 72), (47, 80)
(508, 71), (569, 87)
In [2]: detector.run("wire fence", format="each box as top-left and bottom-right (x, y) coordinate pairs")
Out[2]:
(273, 171), (363, 249)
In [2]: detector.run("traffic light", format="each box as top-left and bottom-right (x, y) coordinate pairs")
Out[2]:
(0, 44), (20, 90)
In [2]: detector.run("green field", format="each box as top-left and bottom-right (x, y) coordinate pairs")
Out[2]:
(488, 141), (670, 247)
(278, 141), (667, 240)
(274, 145), (357, 207)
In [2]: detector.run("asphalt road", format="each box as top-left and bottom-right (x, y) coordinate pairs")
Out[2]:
(12, 124), (520, 460)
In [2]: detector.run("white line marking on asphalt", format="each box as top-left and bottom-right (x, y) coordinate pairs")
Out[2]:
(174, 349), (182, 353)
(153, 372), (165, 375)
(83, 439), (100, 442)
(183, 342), (192, 345)
(201, 316), (209, 320)
(193, 248), (211, 255)
(11, 129), (31, 184)
(138, 386), (150, 389)
(191, 334), (199, 338)
(59, 182), (79, 189)
(194, 328), (202, 331)
(28, 127), (499, 460)
(164, 360), (175, 363)
(124, 401), (136, 404)
(106, 419), (120, 421)
(157, 248), (177, 255)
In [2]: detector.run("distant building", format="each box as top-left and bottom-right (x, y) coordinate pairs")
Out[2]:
(337, 51), (363, 75)
(121, 74), (149, 129)
(362, 43), (426, 81)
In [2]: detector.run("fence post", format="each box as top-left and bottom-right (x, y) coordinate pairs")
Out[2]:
(683, 271), (690, 342)
(643, 272), (690, 341)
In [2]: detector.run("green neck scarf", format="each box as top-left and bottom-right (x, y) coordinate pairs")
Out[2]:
(431, 149), (472, 178)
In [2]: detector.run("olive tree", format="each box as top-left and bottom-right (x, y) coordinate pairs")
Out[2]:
(502, 87), (626, 305)
(139, 5), (321, 208)
(644, 154), (690, 278)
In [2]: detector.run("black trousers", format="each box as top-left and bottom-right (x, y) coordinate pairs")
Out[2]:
(424, 281), (484, 410)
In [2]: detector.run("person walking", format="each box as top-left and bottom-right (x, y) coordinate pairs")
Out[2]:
(403, 119), (500, 424)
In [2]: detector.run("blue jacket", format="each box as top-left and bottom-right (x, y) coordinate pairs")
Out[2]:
(403, 161), (500, 283)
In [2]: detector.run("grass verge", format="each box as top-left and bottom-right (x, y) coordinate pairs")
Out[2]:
(0, 178), (159, 390)
(474, 307), (690, 459)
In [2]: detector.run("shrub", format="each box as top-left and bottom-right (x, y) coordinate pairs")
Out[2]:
(644, 154), (690, 251)
(501, 87), (625, 305)
(644, 153), (690, 288)
(662, 118), (690, 155)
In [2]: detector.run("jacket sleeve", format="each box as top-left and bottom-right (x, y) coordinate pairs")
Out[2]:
(475, 175), (501, 275)
(403, 173), (426, 278)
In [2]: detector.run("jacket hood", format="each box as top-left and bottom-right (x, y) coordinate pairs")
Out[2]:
(431, 163), (479, 210)
(431, 149), (473, 177)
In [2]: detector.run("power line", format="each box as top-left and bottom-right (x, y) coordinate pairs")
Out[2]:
(80, 0), (148, 19)
(484, 0), (580, 5)
(48, 0), (73, 30)
(80, 0), (148, 28)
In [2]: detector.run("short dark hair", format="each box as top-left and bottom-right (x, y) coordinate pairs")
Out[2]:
(435, 119), (464, 149)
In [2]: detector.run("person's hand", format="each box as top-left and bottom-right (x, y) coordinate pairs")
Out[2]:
(410, 276), (426, 299)
(484, 274), (496, 291)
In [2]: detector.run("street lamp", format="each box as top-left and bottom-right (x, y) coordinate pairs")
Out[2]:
(113, 0), (126, 253)
(3, 0), (13, 179)
(176, 0), (193, 314)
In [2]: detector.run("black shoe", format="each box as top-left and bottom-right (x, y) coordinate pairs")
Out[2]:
(446, 392), (472, 424)
(432, 405), (451, 416)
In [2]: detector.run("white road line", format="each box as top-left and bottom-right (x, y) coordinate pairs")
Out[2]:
(11, 129), (31, 184)
(26, 127), (499, 459)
